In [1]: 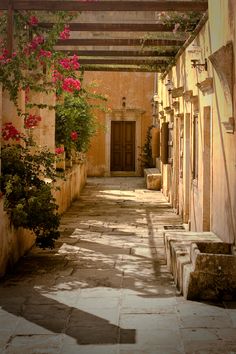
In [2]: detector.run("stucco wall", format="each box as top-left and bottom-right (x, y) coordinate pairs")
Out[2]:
(0, 86), (87, 277)
(208, 0), (236, 243)
(54, 163), (87, 215)
(159, 0), (236, 244)
(83, 71), (155, 176)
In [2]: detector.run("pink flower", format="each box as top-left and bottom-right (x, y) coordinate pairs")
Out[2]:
(0, 48), (16, 64)
(59, 25), (70, 40)
(2, 122), (21, 141)
(39, 49), (52, 58)
(59, 55), (80, 71)
(55, 146), (65, 154)
(24, 114), (41, 129)
(52, 70), (64, 83)
(62, 77), (81, 93)
(24, 35), (44, 56)
(29, 16), (39, 26)
(70, 131), (78, 141)
(24, 86), (30, 103)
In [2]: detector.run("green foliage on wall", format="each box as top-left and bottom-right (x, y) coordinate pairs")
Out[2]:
(0, 143), (60, 249)
(139, 125), (155, 169)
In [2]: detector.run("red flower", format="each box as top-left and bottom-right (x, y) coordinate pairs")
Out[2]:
(52, 69), (64, 83)
(2, 122), (21, 141)
(25, 86), (30, 103)
(24, 35), (44, 56)
(29, 16), (39, 26)
(39, 49), (52, 58)
(24, 114), (41, 129)
(70, 131), (78, 141)
(62, 78), (81, 93)
(0, 48), (16, 64)
(59, 25), (70, 40)
(59, 55), (80, 71)
(55, 146), (65, 154)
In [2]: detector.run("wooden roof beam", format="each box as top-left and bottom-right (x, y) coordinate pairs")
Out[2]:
(79, 58), (168, 65)
(58, 50), (177, 57)
(81, 66), (163, 73)
(57, 38), (184, 47)
(0, 1), (208, 12)
(40, 22), (177, 32)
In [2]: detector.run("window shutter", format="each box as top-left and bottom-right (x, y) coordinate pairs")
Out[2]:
(161, 122), (169, 164)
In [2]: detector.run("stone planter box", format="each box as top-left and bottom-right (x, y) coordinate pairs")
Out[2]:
(184, 242), (236, 300)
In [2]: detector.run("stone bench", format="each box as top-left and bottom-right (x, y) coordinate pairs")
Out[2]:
(144, 168), (162, 190)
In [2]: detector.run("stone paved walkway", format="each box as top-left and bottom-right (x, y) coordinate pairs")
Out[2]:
(0, 177), (236, 354)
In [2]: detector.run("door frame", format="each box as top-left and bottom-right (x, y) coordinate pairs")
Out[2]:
(105, 108), (145, 176)
(110, 121), (136, 172)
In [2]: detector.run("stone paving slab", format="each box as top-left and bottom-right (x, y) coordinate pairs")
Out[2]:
(0, 177), (236, 354)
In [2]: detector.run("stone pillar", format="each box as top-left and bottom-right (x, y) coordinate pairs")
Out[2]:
(29, 91), (56, 153)
(2, 90), (25, 136)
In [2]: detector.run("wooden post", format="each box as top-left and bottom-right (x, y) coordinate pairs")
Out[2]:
(7, 0), (13, 56)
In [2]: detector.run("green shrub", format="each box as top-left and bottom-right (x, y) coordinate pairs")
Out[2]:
(0, 144), (60, 249)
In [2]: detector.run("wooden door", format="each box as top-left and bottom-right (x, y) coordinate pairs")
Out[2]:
(111, 121), (135, 171)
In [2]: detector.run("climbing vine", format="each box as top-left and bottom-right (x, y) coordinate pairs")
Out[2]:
(0, 10), (86, 248)
(139, 125), (155, 170)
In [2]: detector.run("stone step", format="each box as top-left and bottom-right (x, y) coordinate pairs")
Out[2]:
(144, 168), (162, 190)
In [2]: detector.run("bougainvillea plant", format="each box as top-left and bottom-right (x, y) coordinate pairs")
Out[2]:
(0, 141), (60, 249)
(157, 11), (203, 33)
(0, 9), (83, 248)
(0, 10), (81, 112)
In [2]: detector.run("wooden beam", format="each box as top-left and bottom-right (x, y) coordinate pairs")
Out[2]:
(0, 1), (208, 12)
(40, 22), (177, 32)
(81, 66), (163, 73)
(58, 49), (177, 57)
(57, 38), (184, 47)
(7, 0), (14, 56)
(79, 58), (168, 65)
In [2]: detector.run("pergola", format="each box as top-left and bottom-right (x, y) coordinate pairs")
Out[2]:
(1, 0), (208, 74)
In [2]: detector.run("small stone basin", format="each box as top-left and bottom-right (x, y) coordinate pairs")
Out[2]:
(195, 242), (232, 254)
(186, 242), (236, 300)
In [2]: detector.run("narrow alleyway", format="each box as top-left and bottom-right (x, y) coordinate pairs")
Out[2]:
(0, 177), (236, 354)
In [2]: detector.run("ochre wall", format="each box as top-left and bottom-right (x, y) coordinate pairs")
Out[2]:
(0, 86), (87, 277)
(208, 0), (236, 244)
(83, 71), (155, 176)
(159, 0), (236, 244)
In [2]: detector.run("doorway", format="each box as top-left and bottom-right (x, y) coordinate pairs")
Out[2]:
(110, 121), (135, 171)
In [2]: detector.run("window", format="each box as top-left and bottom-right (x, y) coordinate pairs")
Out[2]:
(168, 122), (174, 164)
(193, 114), (198, 179)
(179, 122), (184, 178)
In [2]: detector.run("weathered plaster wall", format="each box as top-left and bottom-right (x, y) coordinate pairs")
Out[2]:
(0, 88), (87, 277)
(83, 71), (155, 176)
(54, 163), (87, 215)
(208, 0), (236, 244)
(159, 0), (236, 244)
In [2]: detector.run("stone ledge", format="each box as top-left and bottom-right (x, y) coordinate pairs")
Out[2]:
(144, 168), (161, 190)
(164, 231), (224, 300)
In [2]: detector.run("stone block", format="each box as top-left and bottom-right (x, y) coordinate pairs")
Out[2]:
(144, 168), (162, 190)
(164, 232), (224, 298)
(184, 242), (236, 300)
